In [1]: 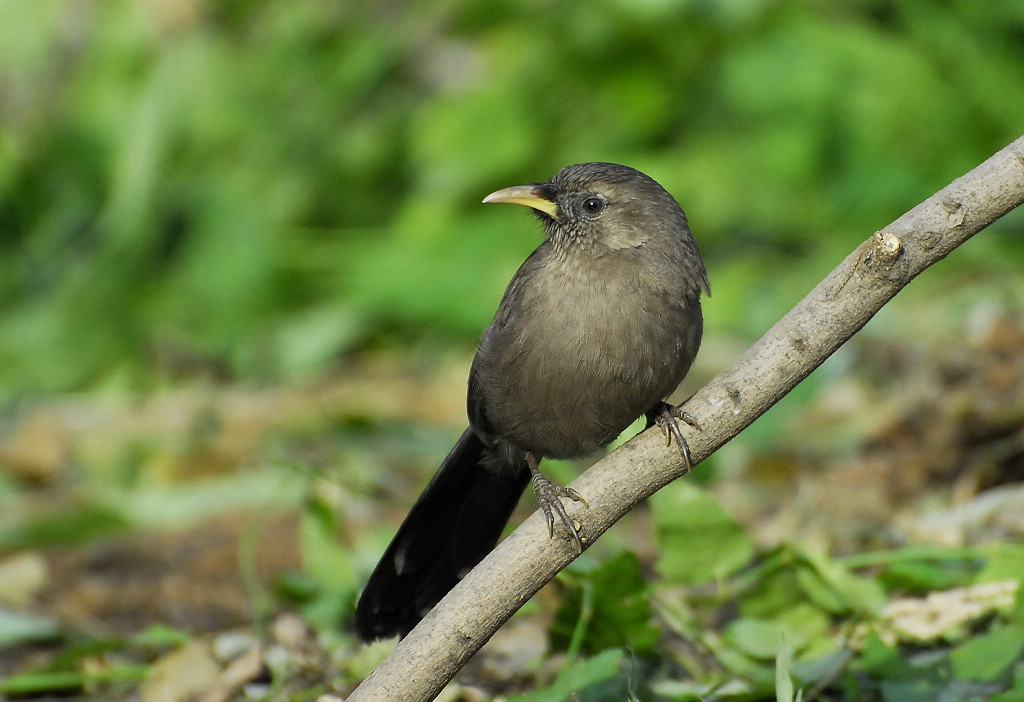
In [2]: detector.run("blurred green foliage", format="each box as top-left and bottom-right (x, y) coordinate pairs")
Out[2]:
(551, 550), (660, 656)
(2, 0), (1023, 396)
(4, 5), (1024, 698)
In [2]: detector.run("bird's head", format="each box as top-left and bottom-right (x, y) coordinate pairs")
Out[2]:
(483, 162), (709, 295)
(484, 162), (688, 254)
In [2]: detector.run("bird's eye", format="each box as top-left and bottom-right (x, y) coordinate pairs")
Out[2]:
(581, 197), (605, 215)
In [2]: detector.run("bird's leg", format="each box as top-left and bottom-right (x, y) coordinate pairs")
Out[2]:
(527, 451), (588, 553)
(646, 401), (700, 473)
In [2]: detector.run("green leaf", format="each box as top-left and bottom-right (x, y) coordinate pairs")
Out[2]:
(776, 634), (798, 702)
(739, 552), (809, 619)
(950, 624), (1024, 682)
(505, 648), (625, 702)
(977, 542), (1024, 585)
(878, 560), (972, 594)
(551, 551), (659, 656)
(727, 618), (785, 661)
(990, 663), (1024, 702)
(796, 549), (886, 616)
(300, 497), (355, 590)
(132, 624), (191, 648)
(858, 630), (909, 679)
(295, 496), (359, 631)
(0, 504), (130, 551)
(879, 678), (940, 702)
(651, 480), (754, 585)
(0, 671), (85, 696)
(726, 605), (829, 663)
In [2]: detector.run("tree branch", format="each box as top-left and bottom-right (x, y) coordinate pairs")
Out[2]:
(347, 134), (1024, 702)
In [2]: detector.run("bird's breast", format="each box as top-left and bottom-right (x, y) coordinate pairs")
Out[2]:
(473, 251), (701, 459)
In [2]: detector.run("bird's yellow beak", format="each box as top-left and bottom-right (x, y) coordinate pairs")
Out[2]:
(482, 185), (559, 218)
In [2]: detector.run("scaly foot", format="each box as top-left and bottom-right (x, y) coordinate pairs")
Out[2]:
(527, 452), (588, 553)
(647, 401), (700, 472)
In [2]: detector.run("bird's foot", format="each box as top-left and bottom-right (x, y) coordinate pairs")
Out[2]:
(527, 452), (588, 553)
(648, 401), (700, 473)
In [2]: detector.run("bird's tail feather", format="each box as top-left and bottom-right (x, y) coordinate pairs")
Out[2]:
(354, 427), (528, 640)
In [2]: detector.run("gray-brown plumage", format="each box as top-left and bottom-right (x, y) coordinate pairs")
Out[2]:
(355, 162), (709, 641)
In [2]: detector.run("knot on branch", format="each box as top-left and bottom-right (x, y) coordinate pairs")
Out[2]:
(864, 230), (906, 280)
(873, 230), (903, 258)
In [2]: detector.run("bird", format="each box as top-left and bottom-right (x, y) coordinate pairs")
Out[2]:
(355, 162), (709, 641)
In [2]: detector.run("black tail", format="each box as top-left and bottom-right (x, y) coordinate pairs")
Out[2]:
(355, 427), (530, 640)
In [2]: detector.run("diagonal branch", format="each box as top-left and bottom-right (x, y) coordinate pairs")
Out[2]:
(347, 134), (1024, 702)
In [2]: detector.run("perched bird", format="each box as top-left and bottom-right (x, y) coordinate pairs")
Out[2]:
(355, 162), (709, 641)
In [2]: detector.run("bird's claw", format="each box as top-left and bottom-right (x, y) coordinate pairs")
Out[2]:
(531, 471), (588, 553)
(651, 402), (700, 473)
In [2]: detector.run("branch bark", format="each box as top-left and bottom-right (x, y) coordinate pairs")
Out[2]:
(347, 134), (1024, 702)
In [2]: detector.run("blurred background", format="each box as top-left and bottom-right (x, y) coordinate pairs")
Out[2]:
(2, 1), (1023, 700)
